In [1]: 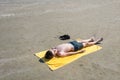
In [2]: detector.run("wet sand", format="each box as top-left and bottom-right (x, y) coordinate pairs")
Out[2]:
(0, 0), (120, 80)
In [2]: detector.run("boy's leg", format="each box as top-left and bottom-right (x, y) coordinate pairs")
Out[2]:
(82, 38), (103, 47)
(78, 37), (95, 43)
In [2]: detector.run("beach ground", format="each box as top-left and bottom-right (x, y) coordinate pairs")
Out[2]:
(0, 0), (120, 80)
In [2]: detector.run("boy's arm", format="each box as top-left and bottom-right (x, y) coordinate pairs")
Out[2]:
(59, 50), (85, 57)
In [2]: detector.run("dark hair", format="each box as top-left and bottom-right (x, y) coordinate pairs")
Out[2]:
(45, 50), (54, 59)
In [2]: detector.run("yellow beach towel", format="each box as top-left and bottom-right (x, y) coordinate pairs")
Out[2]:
(34, 41), (102, 71)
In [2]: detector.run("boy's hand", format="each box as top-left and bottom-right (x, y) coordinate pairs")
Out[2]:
(78, 50), (85, 53)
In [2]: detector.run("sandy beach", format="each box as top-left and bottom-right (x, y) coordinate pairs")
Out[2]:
(0, 0), (120, 80)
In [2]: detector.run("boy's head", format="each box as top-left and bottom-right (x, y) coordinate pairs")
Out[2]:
(45, 50), (54, 59)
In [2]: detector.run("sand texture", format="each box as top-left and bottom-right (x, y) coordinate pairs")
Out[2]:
(0, 0), (120, 80)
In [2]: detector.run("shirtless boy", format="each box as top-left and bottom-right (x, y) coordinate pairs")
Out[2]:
(45, 37), (103, 59)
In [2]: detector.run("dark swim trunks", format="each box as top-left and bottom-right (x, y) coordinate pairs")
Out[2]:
(69, 41), (83, 51)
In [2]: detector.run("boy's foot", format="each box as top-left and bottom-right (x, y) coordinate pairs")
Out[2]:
(89, 37), (95, 42)
(95, 38), (103, 44)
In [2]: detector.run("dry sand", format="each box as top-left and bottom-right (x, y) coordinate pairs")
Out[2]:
(0, 0), (120, 80)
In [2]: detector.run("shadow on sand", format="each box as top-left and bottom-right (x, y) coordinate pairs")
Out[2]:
(39, 57), (50, 63)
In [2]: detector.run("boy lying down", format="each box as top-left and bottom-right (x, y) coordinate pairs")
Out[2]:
(45, 37), (103, 59)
